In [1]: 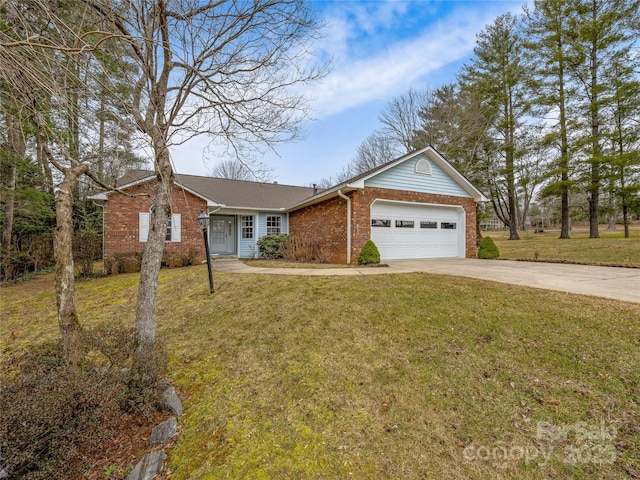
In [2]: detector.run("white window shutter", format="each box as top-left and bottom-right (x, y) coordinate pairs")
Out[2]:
(139, 212), (149, 242)
(171, 214), (181, 242)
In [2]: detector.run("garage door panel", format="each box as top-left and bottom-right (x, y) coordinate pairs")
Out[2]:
(371, 201), (463, 260)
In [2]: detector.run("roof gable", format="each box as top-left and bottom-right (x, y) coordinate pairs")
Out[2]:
(347, 146), (487, 201)
(364, 152), (472, 198)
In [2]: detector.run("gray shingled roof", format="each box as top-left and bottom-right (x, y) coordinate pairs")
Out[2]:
(116, 169), (317, 210)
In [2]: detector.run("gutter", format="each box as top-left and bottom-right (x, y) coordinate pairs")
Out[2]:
(337, 189), (351, 264)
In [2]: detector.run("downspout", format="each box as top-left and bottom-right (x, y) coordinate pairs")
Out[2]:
(337, 190), (351, 264)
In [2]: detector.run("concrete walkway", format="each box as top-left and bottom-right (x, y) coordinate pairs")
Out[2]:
(211, 258), (640, 303)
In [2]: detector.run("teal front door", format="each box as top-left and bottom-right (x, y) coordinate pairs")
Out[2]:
(210, 216), (236, 254)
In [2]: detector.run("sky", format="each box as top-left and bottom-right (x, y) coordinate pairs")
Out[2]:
(170, 0), (527, 187)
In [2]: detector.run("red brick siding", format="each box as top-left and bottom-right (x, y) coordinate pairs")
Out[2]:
(103, 180), (207, 259)
(290, 187), (478, 263)
(289, 195), (347, 264)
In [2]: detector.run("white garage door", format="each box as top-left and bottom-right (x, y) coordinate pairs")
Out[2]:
(370, 201), (464, 260)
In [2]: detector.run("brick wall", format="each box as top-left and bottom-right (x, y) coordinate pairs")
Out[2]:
(103, 180), (207, 259)
(289, 195), (348, 264)
(290, 187), (478, 263)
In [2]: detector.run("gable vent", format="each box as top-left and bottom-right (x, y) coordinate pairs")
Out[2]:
(415, 158), (432, 175)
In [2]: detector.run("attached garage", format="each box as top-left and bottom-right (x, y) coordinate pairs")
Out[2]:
(370, 200), (465, 260)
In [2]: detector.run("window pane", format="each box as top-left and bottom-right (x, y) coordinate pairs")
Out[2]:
(371, 219), (391, 227)
(420, 221), (437, 229)
(266, 215), (281, 235)
(395, 220), (414, 228)
(441, 222), (457, 229)
(242, 216), (254, 239)
(165, 217), (172, 241)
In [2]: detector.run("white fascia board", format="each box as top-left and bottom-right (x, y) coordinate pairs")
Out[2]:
(286, 185), (359, 211)
(88, 192), (108, 201)
(86, 174), (156, 200)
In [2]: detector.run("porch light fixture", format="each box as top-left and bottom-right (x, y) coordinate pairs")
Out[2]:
(197, 209), (214, 294)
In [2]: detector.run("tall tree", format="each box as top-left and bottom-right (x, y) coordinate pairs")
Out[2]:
(414, 82), (496, 187)
(525, 0), (580, 239)
(348, 131), (401, 175)
(379, 87), (431, 153)
(567, 0), (640, 237)
(461, 13), (531, 240)
(604, 52), (640, 238)
(0, 0), (135, 365)
(85, 0), (326, 368)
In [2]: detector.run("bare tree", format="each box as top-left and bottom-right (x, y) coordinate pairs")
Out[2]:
(379, 87), (431, 152)
(0, 1), (140, 365)
(82, 0), (326, 368)
(348, 131), (401, 175)
(212, 158), (275, 182)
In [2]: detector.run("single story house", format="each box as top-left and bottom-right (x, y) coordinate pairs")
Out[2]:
(91, 146), (488, 264)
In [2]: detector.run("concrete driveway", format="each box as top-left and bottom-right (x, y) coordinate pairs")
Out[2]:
(211, 258), (640, 303)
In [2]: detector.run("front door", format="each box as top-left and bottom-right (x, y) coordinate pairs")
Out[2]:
(210, 216), (236, 254)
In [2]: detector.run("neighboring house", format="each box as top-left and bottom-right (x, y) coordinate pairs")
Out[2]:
(480, 216), (506, 231)
(91, 146), (488, 264)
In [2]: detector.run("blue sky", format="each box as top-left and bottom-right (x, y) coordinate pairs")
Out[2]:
(170, 0), (527, 186)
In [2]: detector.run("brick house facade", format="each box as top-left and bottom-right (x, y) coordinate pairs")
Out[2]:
(102, 180), (207, 259)
(93, 147), (488, 265)
(290, 188), (477, 264)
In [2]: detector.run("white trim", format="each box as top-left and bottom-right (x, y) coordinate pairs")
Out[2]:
(171, 214), (181, 242)
(415, 158), (432, 175)
(139, 212), (150, 242)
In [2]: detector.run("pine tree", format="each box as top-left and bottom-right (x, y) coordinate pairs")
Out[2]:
(567, 0), (640, 238)
(461, 13), (532, 240)
(525, 0), (580, 239)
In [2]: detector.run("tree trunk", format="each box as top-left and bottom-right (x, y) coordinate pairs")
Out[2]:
(558, 61), (570, 239)
(54, 164), (88, 367)
(587, 0), (600, 239)
(506, 114), (519, 241)
(133, 140), (173, 368)
(1, 162), (16, 254)
(37, 131), (55, 195)
(1, 114), (26, 254)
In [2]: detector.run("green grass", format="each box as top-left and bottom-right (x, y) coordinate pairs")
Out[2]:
(488, 225), (640, 267)
(2, 266), (639, 479)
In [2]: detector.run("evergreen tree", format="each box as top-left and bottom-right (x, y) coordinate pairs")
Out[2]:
(525, 0), (580, 239)
(567, 0), (640, 237)
(461, 13), (532, 240)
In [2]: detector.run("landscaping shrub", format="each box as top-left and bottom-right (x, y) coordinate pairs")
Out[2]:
(73, 229), (102, 277)
(280, 236), (331, 263)
(477, 236), (500, 259)
(119, 255), (142, 274)
(358, 240), (381, 265)
(28, 233), (54, 272)
(162, 249), (198, 268)
(106, 250), (198, 275)
(257, 233), (289, 259)
(104, 252), (144, 275)
(0, 328), (162, 479)
(0, 251), (34, 281)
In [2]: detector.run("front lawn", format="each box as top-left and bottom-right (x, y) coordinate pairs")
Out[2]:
(488, 224), (640, 267)
(2, 266), (639, 479)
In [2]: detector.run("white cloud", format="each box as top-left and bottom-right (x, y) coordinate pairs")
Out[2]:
(308, 1), (525, 119)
